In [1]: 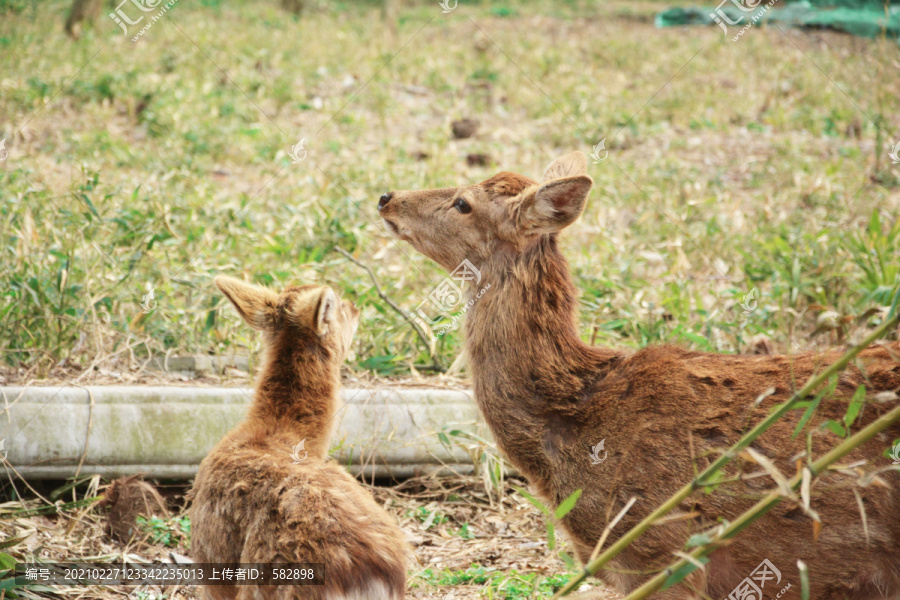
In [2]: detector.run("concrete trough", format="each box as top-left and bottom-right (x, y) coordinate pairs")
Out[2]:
(0, 385), (485, 480)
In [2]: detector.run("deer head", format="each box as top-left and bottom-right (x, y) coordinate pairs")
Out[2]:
(214, 276), (360, 360)
(377, 152), (593, 275)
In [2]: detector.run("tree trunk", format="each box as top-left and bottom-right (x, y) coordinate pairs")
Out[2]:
(281, 0), (304, 15)
(65, 0), (103, 39)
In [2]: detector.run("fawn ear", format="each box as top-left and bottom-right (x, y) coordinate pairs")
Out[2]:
(215, 276), (279, 330)
(315, 288), (339, 337)
(522, 175), (592, 233)
(543, 151), (588, 181)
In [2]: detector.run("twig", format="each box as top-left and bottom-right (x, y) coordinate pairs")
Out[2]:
(335, 247), (442, 371)
(588, 496), (636, 563)
(72, 385), (95, 479)
(0, 381), (35, 425)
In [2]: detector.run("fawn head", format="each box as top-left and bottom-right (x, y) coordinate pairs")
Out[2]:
(378, 151), (592, 273)
(214, 276), (360, 360)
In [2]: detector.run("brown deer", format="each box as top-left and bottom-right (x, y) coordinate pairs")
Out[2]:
(189, 276), (408, 600)
(378, 152), (900, 599)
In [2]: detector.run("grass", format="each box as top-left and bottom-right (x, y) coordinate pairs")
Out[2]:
(135, 514), (191, 550)
(0, 0), (899, 380)
(411, 565), (574, 599)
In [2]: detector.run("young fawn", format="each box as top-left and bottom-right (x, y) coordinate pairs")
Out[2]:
(378, 152), (900, 599)
(189, 276), (408, 600)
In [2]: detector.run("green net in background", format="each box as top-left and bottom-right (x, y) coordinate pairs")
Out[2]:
(656, 0), (900, 42)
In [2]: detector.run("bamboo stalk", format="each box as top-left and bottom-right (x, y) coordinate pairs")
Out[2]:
(617, 402), (900, 600)
(555, 313), (899, 597)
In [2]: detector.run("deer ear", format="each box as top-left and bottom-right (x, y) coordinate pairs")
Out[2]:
(523, 175), (592, 233)
(543, 151), (588, 181)
(215, 276), (279, 330)
(315, 288), (339, 337)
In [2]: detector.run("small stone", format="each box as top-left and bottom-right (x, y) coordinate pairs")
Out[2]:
(451, 119), (479, 139)
(466, 153), (492, 167)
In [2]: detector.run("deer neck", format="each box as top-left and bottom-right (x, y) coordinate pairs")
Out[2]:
(464, 235), (618, 479)
(247, 337), (340, 461)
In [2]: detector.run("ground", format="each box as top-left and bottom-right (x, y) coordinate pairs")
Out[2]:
(0, 474), (618, 599)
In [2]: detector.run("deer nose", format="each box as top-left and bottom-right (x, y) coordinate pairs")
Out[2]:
(378, 192), (393, 210)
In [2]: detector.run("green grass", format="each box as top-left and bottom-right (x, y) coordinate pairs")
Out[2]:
(1, 0), (899, 378)
(411, 565), (574, 599)
(135, 514), (191, 550)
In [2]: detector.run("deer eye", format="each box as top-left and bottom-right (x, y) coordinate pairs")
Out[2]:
(454, 197), (472, 214)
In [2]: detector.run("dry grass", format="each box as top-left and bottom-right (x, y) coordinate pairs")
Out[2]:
(0, 474), (619, 599)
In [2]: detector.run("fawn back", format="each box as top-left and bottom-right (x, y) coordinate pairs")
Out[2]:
(189, 276), (408, 600)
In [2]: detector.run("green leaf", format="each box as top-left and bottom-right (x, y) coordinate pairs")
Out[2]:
(843, 385), (866, 430)
(660, 556), (709, 590)
(685, 532), (714, 548)
(799, 560), (810, 600)
(821, 420), (846, 437)
(553, 489), (582, 520)
(79, 193), (100, 219)
(680, 331), (709, 346)
(0, 537), (27, 550)
(547, 522), (556, 550)
(512, 486), (551, 517)
(792, 391), (825, 439)
(558, 551), (577, 570)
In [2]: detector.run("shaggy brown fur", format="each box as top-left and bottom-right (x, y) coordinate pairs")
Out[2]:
(188, 277), (408, 600)
(379, 152), (900, 599)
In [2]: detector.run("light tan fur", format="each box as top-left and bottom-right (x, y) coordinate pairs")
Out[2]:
(379, 152), (900, 599)
(189, 276), (408, 600)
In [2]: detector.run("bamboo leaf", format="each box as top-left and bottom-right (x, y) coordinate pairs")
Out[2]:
(798, 560), (809, 600)
(513, 486), (551, 517)
(799, 466), (820, 522)
(844, 385), (866, 430)
(558, 551), (577, 570)
(744, 447), (794, 499)
(554, 489), (583, 520)
(660, 556), (709, 590)
(792, 394), (824, 439)
(0, 537), (27, 550)
(821, 420), (847, 437)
